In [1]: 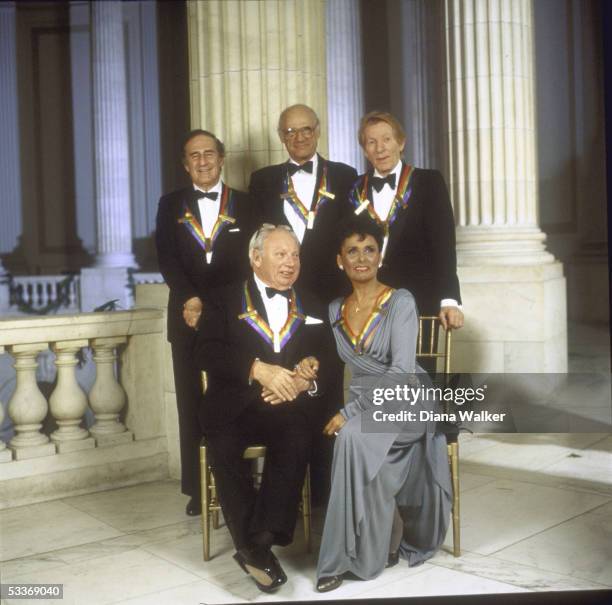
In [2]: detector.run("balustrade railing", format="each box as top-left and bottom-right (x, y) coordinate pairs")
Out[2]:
(0, 308), (164, 463)
(10, 275), (81, 313)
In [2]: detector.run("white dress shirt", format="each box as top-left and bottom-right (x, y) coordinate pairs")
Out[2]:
(195, 180), (223, 264)
(254, 273), (289, 352)
(284, 153), (318, 243)
(372, 161), (459, 310)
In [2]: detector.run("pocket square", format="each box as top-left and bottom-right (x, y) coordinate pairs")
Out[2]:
(305, 315), (323, 325)
(228, 228), (240, 232)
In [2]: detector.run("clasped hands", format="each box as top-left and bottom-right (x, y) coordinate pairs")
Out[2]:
(252, 356), (319, 405)
(183, 296), (203, 329)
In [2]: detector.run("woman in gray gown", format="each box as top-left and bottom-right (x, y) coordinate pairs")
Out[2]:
(315, 216), (452, 592)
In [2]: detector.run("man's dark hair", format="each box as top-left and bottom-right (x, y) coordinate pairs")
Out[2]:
(181, 129), (225, 159)
(336, 214), (384, 253)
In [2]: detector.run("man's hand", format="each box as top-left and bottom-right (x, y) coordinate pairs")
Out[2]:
(183, 296), (203, 329)
(439, 306), (464, 331)
(252, 360), (299, 402)
(295, 356), (319, 381)
(323, 412), (346, 437)
(261, 375), (312, 405)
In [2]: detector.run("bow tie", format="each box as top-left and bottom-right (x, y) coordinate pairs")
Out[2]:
(265, 287), (291, 300)
(371, 173), (396, 193)
(287, 160), (313, 176)
(194, 190), (218, 201)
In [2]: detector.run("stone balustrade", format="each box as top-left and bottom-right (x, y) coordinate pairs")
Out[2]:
(0, 307), (169, 508)
(10, 275), (81, 313)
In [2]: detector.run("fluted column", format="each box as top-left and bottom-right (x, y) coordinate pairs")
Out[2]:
(7, 345), (56, 460)
(91, 0), (135, 268)
(188, 0), (328, 190)
(443, 0), (566, 373)
(326, 0), (364, 171)
(49, 341), (95, 453)
(445, 0), (553, 265)
(0, 2), (22, 286)
(89, 337), (133, 445)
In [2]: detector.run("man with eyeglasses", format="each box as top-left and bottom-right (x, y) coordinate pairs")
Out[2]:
(249, 105), (357, 507)
(155, 129), (253, 517)
(249, 104), (358, 302)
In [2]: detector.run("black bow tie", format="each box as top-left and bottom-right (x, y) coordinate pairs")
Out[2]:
(265, 287), (291, 299)
(194, 190), (218, 201)
(371, 173), (396, 193)
(287, 160), (313, 176)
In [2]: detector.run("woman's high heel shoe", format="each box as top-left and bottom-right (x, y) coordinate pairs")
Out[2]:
(316, 575), (343, 592)
(386, 551), (400, 568)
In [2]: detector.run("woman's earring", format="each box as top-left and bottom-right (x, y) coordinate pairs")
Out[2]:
(339, 265), (344, 270)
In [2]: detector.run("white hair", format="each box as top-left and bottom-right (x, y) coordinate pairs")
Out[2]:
(248, 224), (300, 262)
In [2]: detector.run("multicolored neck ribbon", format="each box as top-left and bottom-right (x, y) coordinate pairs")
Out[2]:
(334, 287), (395, 355)
(178, 185), (236, 254)
(280, 163), (335, 230)
(349, 163), (415, 235)
(238, 281), (305, 353)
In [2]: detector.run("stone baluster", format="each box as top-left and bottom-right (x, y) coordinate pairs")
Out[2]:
(7, 344), (56, 460)
(0, 345), (11, 462)
(49, 341), (95, 453)
(89, 337), (133, 445)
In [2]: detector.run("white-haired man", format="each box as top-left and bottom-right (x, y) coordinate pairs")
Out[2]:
(195, 225), (333, 592)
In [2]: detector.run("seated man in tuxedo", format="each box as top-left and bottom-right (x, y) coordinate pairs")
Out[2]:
(249, 104), (357, 502)
(196, 224), (333, 593)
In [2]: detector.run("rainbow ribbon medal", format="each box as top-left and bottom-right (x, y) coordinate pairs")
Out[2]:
(349, 164), (415, 236)
(280, 164), (334, 230)
(334, 287), (395, 355)
(238, 282), (305, 353)
(178, 185), (236, 256)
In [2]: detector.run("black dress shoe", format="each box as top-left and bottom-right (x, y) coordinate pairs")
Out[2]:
(316, 575), (343, 592)
(233, 549), (286, 593)
(185, 497), (201, 516)
(386, 550), (400, 568)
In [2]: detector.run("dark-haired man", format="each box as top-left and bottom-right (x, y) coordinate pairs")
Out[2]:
(155, 129), (254, 515)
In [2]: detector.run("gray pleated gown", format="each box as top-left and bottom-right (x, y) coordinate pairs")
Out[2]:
(316, 288), (451, 581)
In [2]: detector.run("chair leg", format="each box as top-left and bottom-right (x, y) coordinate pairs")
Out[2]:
(211, 473), (220, 529)
(200, 445), (211, 561)
(449, 442), (460, 557)
(302, 464), (312, 553)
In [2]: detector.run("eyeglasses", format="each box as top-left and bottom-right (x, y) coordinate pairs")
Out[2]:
(282, 126), (317, 140)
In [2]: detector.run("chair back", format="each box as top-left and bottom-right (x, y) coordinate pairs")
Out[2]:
(415, 316), (452, 375)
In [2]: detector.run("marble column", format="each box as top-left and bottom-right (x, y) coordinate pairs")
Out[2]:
(91, 0), (135, 269)
(81, 1), (136, 311)
(326, 0), (364, 171)
(444, 0), (567, 372)
(0, 2), (22, 310)
(187, 0), (328, 190)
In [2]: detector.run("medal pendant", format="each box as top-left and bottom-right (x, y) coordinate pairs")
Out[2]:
(355, 199), (370, 215)
(273, 331), (281, 353)
(307, 211), (314, 229)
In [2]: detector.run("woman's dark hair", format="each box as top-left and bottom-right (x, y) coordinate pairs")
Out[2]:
(336, 214), (384, 254)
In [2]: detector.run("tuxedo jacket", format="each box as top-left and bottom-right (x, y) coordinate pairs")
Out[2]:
(155, 185), (254, 344)
(350, 165), (461, 315)
(249, 154), (358, 302)
(194, 277), (336, 432)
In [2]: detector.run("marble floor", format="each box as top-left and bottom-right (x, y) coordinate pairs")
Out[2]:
(1, 431), (611, 605)
(1, 322), (611, 604)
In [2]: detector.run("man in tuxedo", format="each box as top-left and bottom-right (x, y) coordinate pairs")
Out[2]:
(155, 129), (253, 516)
(352, 111), (464, 330)
(249, 104), (357, 301)
(196, 225), (332, 592)
(249, 105), (357, 502)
